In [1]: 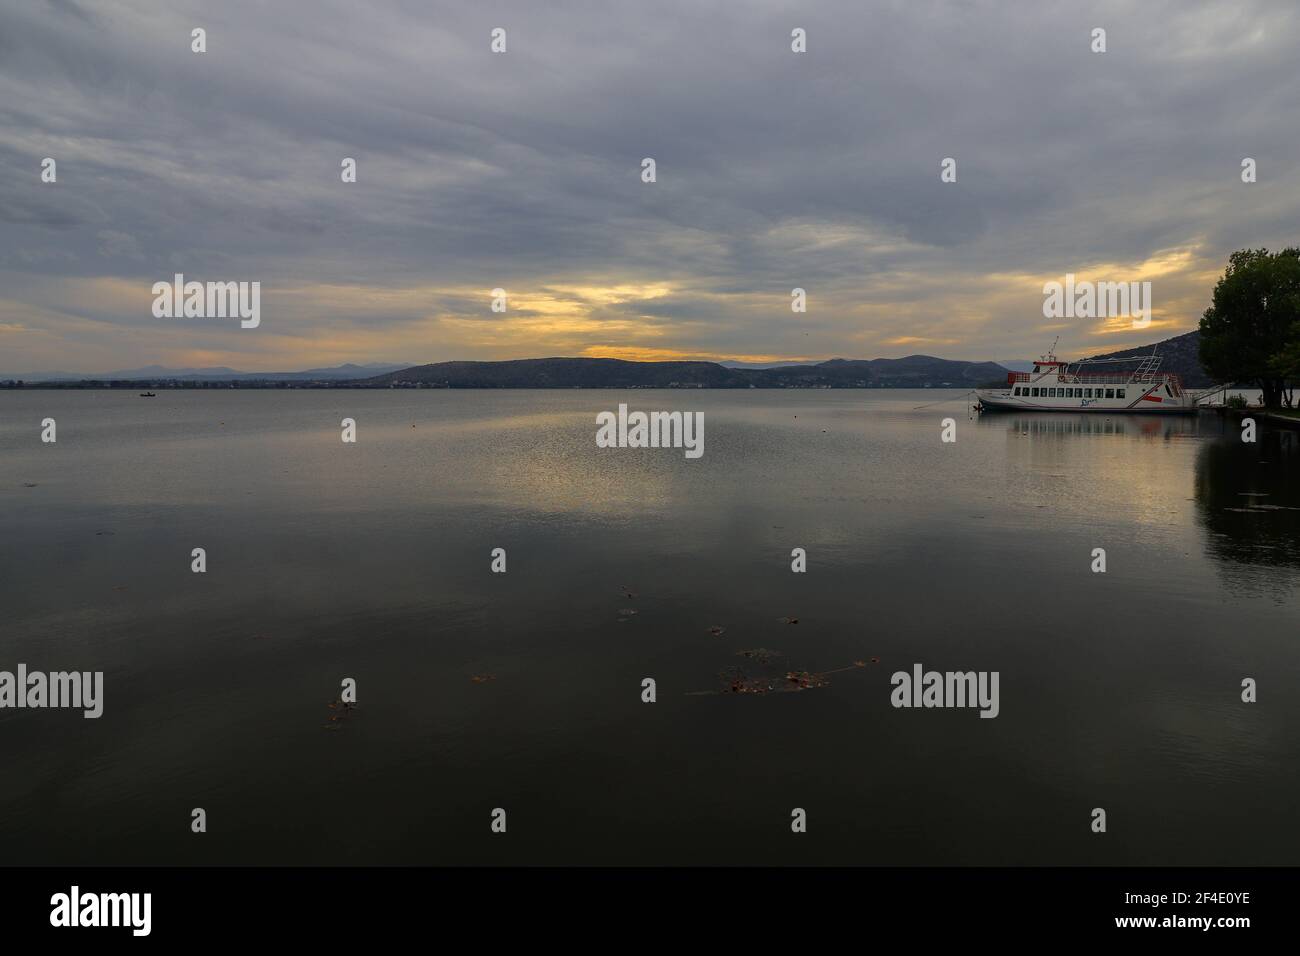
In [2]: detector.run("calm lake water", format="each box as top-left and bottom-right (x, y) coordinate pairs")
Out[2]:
(1, 389), (1297, 865)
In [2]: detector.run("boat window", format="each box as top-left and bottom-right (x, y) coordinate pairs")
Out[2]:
(1105, 388), (1115, 398)
(1117, 388), (1126, 399)
(1050, 388), (1058, 397)
(1031, 387), (1040, 397)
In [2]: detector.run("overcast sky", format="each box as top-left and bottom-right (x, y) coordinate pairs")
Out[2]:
(2, 0), (1298, 372)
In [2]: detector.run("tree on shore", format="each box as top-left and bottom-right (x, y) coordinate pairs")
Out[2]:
(1199, 248), (1300, 408)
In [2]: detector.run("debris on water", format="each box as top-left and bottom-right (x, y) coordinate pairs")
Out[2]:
(471, 674), (496, 683)
(696, 656), (868, 697)
(784, 670), (830, 690)
(709, 625), (726, 636)
(112, 586), (128, 592)
(723, 673), (777, 695)
(870, 656), (880, 664)
(22, 482), (37, 487)
(324, 697), (358, 730)
(95, 530), (115, 536)
(619, 608), (637, 617)
(777, 616), (799, 625)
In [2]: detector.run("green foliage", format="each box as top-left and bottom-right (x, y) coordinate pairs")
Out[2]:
(1225, 393), (1249, 409)
(1199, 247), (1300, 408)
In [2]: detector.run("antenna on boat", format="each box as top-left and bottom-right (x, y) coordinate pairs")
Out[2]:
(1040, 335), (1059, 363)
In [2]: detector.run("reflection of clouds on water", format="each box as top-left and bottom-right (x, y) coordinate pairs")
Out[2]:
(1194, 427), (1300, 592)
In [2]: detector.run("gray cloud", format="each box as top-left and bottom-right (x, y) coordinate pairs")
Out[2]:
(1, 0), (1298, 370)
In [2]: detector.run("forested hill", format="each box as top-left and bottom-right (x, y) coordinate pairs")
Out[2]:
(1083, 331), (1208, 386)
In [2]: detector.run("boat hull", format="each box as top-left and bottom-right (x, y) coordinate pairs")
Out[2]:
(976, 389), (1196, 414)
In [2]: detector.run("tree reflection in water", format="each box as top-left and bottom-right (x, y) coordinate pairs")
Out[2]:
(1195, 425), (1300, 589)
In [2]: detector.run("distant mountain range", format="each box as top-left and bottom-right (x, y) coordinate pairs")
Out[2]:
(362, 355), (1011, 389)
(2, 332), (1212, 388)
(3, 363), (406, 383)
(358, 334), (1210, 387)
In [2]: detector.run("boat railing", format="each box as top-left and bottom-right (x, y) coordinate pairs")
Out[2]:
(1007, 370), (1183, 386)
(1063, 372), (1182, 386)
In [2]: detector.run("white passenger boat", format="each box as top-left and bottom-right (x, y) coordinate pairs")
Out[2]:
(976, 349), (1196, 414)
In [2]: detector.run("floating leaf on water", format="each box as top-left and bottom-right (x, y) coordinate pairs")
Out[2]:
(708, 625), (726, 636)
(777, 616), (799, 625)
(619, 608), (637, 616)
(738, 648), (781, 663)
(471, 674), (496, 683)
(22, 482), (37, 487)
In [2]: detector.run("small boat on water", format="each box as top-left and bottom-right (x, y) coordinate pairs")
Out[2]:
(976, 347), (1196, 415)
(139, 392), (156, 397)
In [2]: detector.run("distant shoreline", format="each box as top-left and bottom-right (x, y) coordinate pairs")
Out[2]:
(0, 382), (987, 391)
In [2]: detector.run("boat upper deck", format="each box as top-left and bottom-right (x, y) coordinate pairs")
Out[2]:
(1006, 369), (1184, 387)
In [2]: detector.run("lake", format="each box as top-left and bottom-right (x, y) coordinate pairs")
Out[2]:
(1, 389), (1297, 865)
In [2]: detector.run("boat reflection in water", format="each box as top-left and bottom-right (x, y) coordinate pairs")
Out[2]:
(983, 412), (1203, 440)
